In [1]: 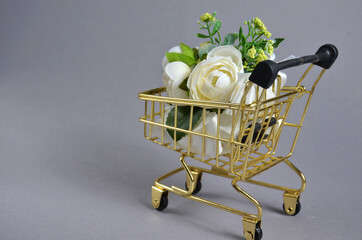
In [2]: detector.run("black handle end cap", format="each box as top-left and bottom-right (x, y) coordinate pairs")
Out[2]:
(248, 60), (279, 89)
(315, 44), (338, 69)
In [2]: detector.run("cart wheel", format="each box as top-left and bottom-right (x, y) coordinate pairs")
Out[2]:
(152, 186), (168, 211)
(243, 221), (263, 240)
(283, 200), (301, 216)
(155, 192), (168, 211)
(254, 225), (263, 240)
(185, 178), (202, 195)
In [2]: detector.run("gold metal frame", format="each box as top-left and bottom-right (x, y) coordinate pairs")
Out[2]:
(138, 64), (326, 240)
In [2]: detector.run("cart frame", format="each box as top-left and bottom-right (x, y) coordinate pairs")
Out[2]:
(138, 44), (338, 240)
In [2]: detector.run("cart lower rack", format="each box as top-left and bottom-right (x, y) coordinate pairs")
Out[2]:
(138, 44), (337, 240)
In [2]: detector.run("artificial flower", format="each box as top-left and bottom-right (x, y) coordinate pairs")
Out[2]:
(187, 56), (239, 102)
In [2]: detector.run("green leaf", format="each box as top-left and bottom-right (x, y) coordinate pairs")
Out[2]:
(179, 43), (195, 59)
(223, 33), (238, 45)
(178, 77), (189, 91)
(192, 48), (199, 60)
(166, 106), (203, 141)
(247, 21), (251, 34)
(242, 34), (246, 47)
(211, 20), (221, 36)
(198, 43), (216, 59)
(197, 33), (209, 38)
(165, 52), (196, 67)
(273, 38), (284, 48)
(239, 27), (243, 41)
(245, 42), (252, 49)
(199, 54), (207, 62)
(256, 39), (268, 49)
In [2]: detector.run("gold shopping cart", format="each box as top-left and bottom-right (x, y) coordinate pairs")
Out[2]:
(138, 44), (338, 240)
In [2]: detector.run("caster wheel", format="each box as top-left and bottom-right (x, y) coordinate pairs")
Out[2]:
(185, 178), (202, 195)
(243, 221), (263, 240)
(155, 193), (168, 211)
(283, 200), (301, 216)
(254, 226), (263, 240)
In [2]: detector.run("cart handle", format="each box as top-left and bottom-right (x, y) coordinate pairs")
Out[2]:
(249, 44), (338, 89)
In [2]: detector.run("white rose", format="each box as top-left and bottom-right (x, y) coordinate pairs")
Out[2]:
(162, 46), (192, 98)
(207, 45), (244, 72)
(186, 46), (243, 103)
(187, 56), (240, 102)
(162, 61), (191, 99)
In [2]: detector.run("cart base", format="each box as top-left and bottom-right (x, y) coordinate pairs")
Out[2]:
(151, 156), (306, 240)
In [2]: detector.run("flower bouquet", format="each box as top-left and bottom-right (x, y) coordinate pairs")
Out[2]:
(157, 12), (287, 157)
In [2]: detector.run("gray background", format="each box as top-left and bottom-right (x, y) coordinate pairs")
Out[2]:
(1, 0), (361, 239)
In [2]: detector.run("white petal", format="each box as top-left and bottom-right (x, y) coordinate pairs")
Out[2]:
(162, 71), (174, 97)
(161, 56), (168, 70)
(268, 53), (275, 61)
(279, 55), (297, 62)
(207, 45), (243, 72)
(230, 73), (250, 104)
(266, 88), (276, 99)
(169, 46), (182, 53)
(171, 83), (188, 98)
(164, 61), (191, 98)
(278, 71), (287, 88)
(150, 107), (174, 143)
(162, 46), (182, 69)
(165, 61), (191, 81)
(177, 112), (223, 157)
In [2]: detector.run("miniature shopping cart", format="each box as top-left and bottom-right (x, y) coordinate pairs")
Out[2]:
(138, 44), (338, 240)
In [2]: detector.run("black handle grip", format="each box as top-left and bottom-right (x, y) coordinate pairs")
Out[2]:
(249, 44), (338, 89)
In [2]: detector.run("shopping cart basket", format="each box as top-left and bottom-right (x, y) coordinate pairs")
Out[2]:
(138, 44), (338, 240)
